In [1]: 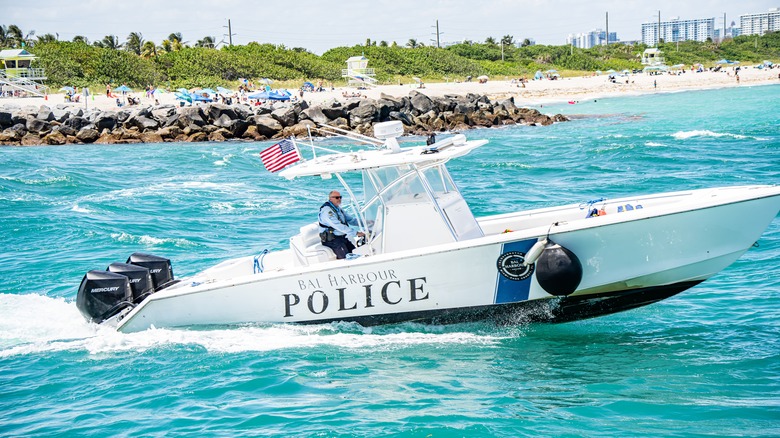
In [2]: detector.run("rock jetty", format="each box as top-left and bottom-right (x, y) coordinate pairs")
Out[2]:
(0, 91), (568, 146)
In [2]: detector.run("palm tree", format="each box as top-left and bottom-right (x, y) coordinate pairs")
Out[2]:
(160, 39), (172, 53)
(72, 35), (90, 44)
(140, 40), (159, 58)
(379, 40), (388, 47)
(37, 33), (58, 44)
(6, 25), (25, 48)
(94, 35), (123, 50)
(521, 38), (532, 47)
(485, 36), (497, 46)
(125, 32), (144, 55)
(195, 36), (216, 48)
(500, 35), (514, 46)
(406, 38), (419, 48)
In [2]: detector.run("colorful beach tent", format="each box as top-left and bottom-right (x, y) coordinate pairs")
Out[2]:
(248, 90), (291, 101)
(534, 70), (543, 80)
(115, 85), (133, 92)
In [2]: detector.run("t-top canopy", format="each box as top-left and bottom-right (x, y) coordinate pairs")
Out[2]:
(279, 135), (487, 180)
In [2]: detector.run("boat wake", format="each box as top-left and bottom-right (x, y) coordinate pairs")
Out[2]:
(0, 293), (510, 358)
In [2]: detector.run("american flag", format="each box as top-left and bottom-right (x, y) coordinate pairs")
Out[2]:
(259, 139), (301, 173)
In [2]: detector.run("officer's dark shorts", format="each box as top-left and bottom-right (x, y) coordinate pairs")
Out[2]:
(322, 235), (355, 260)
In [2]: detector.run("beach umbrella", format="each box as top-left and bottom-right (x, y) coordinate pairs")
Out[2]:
(534, 70), (543, 80)
(545, 69), (558, 73)
(174, 92), (192, 103)
(715, 59), (731, 64)
(671, 64), (685, 69)
(152, 88), (166, 94)
(477, 75), (489, 80)
(259, 78), (274, 85)
(595, 70), (602, 75)
(201, 88), (217, 95)
(177, 88), (189, 94)
(216, 86), (232, 94)
(621, 69), (630, 74)
(605, 69), (616, 73)
(115, 85), (133, 92)
(59, 86), (75, 93)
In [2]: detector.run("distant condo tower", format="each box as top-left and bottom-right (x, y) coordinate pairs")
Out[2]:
(0, 48), (48, 98)
(342, 55), (377, 88)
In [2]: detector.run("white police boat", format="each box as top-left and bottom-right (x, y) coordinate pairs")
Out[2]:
(77, 121), (780, 333)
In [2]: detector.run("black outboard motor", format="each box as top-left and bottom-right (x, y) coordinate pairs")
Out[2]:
(127, 253), (175, 290)
(107, 262), (154, 303)
(76, 271), (134, 323)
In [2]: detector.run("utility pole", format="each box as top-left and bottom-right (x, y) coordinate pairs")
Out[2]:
(500, 40), (504, 61)
(723, 12), (727, 42)
(431, 20), (441, 48)
(605, 11), (609, 47)
(224, 19), (236, 46)
(657, 10), (661, 46)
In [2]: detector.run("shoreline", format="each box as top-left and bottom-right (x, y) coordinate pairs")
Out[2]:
(0, 67), (777, 146)
(1, 66), (777, 113)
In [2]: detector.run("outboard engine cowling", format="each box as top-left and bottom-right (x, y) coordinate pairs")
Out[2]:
(535, 240), (583, 297)
(127, 253), (175, 290)
(76, 270), (134, 323)
(107, 262), (154, 303)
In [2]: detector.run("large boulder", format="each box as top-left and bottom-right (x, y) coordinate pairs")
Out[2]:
(252, 115), (282, 137)
(0, 110), (13, 129)
(300, 106), (330, 125)
(76, 127), (100, 143)
(94, 113), (117, 131)
(151, 105), (177, 122)
(42, 130), (67, 145)
(205, 103), (237, 123)
(124, 114), (159, 131)
(21, 133), (42, 146)
(26, 117), (51, 134)
(271, 107), (297, 127)
(349, 103), (378, 126)
(36, 107), (55, 122)
(178, 107), (207, 127)
(409, 91), (434, 115)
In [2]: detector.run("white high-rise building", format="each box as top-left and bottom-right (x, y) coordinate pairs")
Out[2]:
(740, 8), (780, 36)
(566, 29), (618, 49)
(641, 17), (715, 45)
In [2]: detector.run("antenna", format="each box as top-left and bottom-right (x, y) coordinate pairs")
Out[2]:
(223, 19), (236, 46)
(431, 20), (442, 48)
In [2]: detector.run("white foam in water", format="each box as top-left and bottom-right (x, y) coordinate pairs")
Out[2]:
(110, 232), (197, 247)
(0, 293), (504, 358)
(70, 203), (94, 213)
(671, 130), (748, 140)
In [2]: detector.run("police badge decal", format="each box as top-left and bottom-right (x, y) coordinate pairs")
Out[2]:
(496, 251), (534, 281)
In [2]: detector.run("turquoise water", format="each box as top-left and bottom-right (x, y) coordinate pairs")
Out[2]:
(1, 85), (779, 437)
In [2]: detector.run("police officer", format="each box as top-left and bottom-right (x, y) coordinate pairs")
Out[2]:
(319, 190), (365, 259)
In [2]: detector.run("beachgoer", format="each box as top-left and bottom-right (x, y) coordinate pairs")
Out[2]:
(318, 190), (364, 260)
(653, 80), (657, 89)
(106, 84), (111, 98)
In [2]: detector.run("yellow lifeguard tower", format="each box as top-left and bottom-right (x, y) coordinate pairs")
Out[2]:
(342, 55), (377, 88)
(0, 49), (48, 97)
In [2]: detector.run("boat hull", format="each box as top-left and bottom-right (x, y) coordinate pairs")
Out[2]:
(114, 185), (780, 333)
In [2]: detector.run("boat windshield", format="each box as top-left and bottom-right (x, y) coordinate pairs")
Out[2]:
(353, 161), (480, 254)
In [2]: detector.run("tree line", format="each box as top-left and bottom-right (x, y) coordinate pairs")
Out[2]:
(1, 24), (778, 89)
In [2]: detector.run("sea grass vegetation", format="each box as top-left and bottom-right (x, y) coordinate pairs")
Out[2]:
(1, 25), (779, 89)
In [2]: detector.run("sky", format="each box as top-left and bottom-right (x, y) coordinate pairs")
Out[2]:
(2, 0), (777, 54)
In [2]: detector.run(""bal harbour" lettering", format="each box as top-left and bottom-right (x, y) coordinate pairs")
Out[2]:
(283, 275), (428, 317)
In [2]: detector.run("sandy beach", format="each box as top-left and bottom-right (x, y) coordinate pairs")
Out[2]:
(1, 66), (778, 112)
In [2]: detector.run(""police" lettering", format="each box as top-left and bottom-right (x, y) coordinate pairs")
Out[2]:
(283, 277), (428, 318)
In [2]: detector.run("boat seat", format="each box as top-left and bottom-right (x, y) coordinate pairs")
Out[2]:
(291, 223), (336, 266)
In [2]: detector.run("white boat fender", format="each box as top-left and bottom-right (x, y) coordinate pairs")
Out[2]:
(535, 240), (583, 297)
(522, 238), (548, 266)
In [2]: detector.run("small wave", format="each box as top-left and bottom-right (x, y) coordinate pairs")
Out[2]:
(110, 232), (197, 247)
(214, 154), (234, 166)
(645, 142), (665, 147)
(0, 174), (74, 186)
(671, 130), (748, 140)
(70, 204), (94, 213)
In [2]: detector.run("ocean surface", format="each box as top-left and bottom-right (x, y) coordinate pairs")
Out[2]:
(1, 85), (779, 437)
